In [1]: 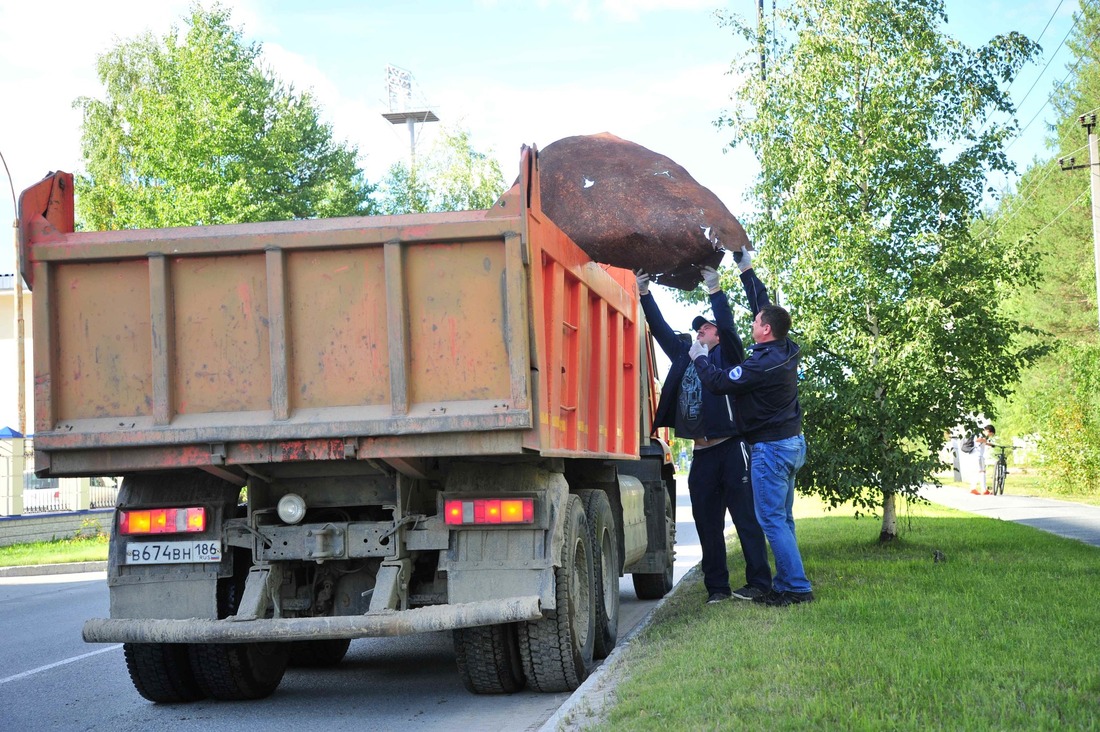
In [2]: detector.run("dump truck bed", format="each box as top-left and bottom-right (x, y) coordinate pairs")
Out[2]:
(20, 148), (643, 476)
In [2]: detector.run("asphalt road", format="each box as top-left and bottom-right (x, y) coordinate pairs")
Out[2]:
(0, 487), (707, 732)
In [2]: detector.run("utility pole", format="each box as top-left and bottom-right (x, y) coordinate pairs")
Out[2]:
(1, 150), (24, 437)
(1060, 112), (1100, 332)
(1089, 114), (1100, 334)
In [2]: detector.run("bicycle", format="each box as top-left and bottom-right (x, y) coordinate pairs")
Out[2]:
(990, 445), (1015, 496)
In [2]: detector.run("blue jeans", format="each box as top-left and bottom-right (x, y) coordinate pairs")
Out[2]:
(687, 438), (772, 595)
(751, 435), (811, 594)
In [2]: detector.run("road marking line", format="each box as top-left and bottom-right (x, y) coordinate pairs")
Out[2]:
(0, 644), (122, 685)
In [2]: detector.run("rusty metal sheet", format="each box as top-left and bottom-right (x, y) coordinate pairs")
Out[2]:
(535, 133), (750, 291)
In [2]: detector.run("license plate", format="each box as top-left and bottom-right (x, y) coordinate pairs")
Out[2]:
(124, 540), (222, 565)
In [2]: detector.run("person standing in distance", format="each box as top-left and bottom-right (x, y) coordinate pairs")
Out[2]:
(688, 246), (813, 607)
(635, 253), (771, 605)
(968, 424), (996, 495)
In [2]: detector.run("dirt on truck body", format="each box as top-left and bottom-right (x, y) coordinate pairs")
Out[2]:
(18, 145), (676, 702)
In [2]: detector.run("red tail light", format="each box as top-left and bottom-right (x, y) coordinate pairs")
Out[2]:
(445, 498), (534, 525)
(119, 507), (206, 535)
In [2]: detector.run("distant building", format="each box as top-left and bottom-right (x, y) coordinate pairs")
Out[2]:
(0, 274), (33, 434)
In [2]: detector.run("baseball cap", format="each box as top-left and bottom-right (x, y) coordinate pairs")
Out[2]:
(692, 315), (715, 331)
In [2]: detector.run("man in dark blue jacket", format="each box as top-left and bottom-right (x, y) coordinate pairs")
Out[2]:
(636, 254), (771, 604)
(688, 247), (812, 607)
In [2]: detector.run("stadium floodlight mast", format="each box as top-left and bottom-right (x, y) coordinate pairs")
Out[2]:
(0, 149), (25, 437)
(381, 64), (439, 166)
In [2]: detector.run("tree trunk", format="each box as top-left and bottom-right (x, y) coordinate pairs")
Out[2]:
(879, 491), (897, 543)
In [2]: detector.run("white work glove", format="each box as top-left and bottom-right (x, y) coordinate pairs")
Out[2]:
(700, 266), (721, 294)
(634, 269), (650, 297)
(733, 246), (753, 274)
(688, 341), (709, 361)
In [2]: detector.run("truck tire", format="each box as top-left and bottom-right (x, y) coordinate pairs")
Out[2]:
(632, 488), (675, 600)
(123, 643), (206, 703)
(453, 623), (526, 694)
(187, 643), (288, 701)
(518, 494), (595, 692)
(286, 638), (351, 667)
(577, 489), (619, 659)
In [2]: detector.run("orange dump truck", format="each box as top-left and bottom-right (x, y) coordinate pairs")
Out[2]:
(18, 147), (676, 702)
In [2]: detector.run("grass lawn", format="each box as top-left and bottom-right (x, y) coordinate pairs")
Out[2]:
(0, 534), (109, 567)
(594, 496), (1100, 731)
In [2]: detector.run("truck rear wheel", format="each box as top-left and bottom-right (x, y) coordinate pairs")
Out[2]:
(453, 623), (526, 693)
(286, 638), (351, 667)
(632, 488), (675, 600)
(188, 643), (288, 700)
(123, 643), (206, 703)
(518, 494), (595, 692)
(577, 489), (619, 659)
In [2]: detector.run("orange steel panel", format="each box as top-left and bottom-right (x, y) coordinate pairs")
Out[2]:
(527, 202), (639, 459)
(543, 258), (565, 448)
(286, 248), (391, 409)
(404, 240), (511, 404)
(622, 314), (638, 455)
(54, 260), (152, 420)
(32, 262), (55, 433)
(562, 273), (581, 451)
(607, 309), (623, 454)
(586, 296), (606, 453)
(17, 172), (75, 290)
(171, 254), (271, 415)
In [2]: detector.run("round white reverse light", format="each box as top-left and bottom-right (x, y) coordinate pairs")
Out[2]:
(277, 493), (307, 524)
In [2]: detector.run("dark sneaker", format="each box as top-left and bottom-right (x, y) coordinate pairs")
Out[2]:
(785, 590), (815, 604)
(754, 589), (789, 606)
(706, 592), (732, 605)
(731, 585), (765, 601)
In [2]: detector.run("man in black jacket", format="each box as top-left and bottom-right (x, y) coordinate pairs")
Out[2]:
(636, 254), (771, 604)
(688, 247), (812, 607)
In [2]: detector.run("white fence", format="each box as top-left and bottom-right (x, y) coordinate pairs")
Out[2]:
(1, 438), (120, 516)
(21, 477), (120, 514)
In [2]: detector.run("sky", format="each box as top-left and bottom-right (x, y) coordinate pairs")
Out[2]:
(0, 0), (1085, 320)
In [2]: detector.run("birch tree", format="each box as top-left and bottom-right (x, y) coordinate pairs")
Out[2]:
(76, 4), (374, 229)
(719, 0), (1040, 539)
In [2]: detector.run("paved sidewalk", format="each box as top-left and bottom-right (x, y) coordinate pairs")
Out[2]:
(917, 484), (1100, 547)
(0, 560), (106, 578)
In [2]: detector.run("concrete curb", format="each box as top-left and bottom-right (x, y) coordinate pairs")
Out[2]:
(0, 560), (107, 578)
(538, 565), (702, 732)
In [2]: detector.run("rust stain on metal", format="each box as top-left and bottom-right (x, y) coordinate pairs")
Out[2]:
(534, 132), (750, 291)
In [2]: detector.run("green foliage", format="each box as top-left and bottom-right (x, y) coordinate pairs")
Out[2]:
(717, 0), (1041, 525)
(75, 3), (375, 230)
(378, 127), (505, 214)
(76, 516), (107, 540)
(1027, 344), (1100, 493)
(986, 0), (1099, 495)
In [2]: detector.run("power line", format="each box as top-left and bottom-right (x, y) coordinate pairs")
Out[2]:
(1033, 187), (1090, 238)
(1010, 142), (1086, 201)
(1034, 0), (1070, 45)
(1006, 57), (1082, 153)
(1011, 16), (1077, 116)
(974, 0), (1075, 139)
(976, 143), (1089, 241)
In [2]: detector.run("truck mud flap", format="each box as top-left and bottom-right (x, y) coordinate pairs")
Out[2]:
(83, 596), (542, 645)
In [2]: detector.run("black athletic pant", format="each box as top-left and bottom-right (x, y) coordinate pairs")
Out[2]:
(687, 437), (772, 595)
